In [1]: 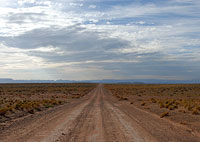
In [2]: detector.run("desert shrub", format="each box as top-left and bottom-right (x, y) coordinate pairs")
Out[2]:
(28, 109), (35, 114)
(123, 97), (128, 101)
(58, 100), (62, 104)
(141, 102), (146, 106)
(0, 108), (8, 115)
(196, 106), (200, 111)
(192, 109), (199, 115)
(168, 106), (174, 110)
(150, 98), (156, 103)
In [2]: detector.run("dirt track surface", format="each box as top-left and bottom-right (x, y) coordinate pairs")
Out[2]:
(1, 84), (200, 142)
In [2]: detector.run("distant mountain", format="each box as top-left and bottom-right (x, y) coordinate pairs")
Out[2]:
(84, 79), (200, 84)
(0, 78), (14, 83)
(0, 78), (200, 84)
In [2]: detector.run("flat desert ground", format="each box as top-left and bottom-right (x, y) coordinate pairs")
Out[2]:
(0, 84), (200, 142)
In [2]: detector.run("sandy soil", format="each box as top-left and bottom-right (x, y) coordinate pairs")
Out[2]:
(0, 84), (199, 142)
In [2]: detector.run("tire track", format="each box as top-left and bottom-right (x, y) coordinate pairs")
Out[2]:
(57, 86), (104, 142)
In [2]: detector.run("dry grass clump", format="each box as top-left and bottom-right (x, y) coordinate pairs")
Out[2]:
(192, 108), (199, 115)
(122, 97), (128, 101)
(160, 111), (169, 118)
(150, 98), (157, 103)
(118, 97), (129, 101)
(0, 108), (9, 115)
(158, 99), (178, 110)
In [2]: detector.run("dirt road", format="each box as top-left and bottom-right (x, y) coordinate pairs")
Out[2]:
(1, 84), (200, 142)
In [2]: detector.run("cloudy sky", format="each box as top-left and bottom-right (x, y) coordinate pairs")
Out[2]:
(0, 0), (200, 80)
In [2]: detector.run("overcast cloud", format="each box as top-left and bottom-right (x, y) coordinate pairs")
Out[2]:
(0, 0), (200, 80)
